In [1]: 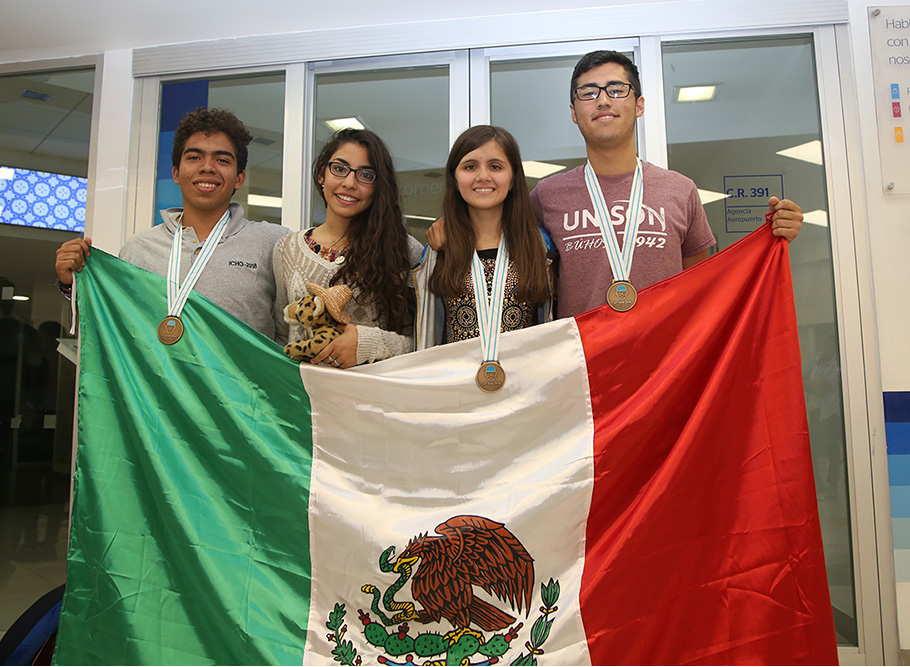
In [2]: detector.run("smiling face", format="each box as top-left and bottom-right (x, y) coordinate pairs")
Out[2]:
(570, 62), (644, 150)
(454, 140), (514, 216)
(317, 141), (375, 224)
(172, 131), (245, 217)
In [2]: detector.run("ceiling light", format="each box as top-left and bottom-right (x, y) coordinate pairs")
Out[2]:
(247, 194), (282, 209)
(405, 214), (438, 221)
(522, 161), (566, 179)
(776, 140), (823, 166)
(676, 85), (716, 103)
(12, 295), (29, 302)
(325, 117), (365, 132)
(697, 189), (728, 205)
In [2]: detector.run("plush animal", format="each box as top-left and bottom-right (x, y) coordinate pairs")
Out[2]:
(283, 282), (353, 362)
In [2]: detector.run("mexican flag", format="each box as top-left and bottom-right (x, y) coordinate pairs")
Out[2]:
(55, 224), (837, 665)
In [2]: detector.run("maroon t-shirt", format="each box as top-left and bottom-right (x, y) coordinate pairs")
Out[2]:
(530, 162), (716, 318)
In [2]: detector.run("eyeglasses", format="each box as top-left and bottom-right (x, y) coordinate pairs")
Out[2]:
(326, 161), (377, 185)
(573, 82), (635, 101)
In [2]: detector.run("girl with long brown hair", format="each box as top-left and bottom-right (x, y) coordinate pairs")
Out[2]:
(415, 125), (553, 347)
(274, 129), (421, 368)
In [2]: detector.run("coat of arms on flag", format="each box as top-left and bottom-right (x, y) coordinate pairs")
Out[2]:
(55, 225), (838, 665)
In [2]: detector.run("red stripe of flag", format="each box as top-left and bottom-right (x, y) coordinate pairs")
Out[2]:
(575, 225), (838, 665)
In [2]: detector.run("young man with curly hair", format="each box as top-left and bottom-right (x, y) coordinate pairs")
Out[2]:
(54, 107), (289, 339)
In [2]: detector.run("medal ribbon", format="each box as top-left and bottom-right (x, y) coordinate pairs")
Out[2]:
(583, 158), (643, 283)
(470, 235), (510, 363)
(166, 209), (231, 318)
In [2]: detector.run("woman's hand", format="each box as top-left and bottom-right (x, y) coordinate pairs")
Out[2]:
(311, 324), (359, 369)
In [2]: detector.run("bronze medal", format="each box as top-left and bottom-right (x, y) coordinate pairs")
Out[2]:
(606, 280), (637, 312)
(157, 316), (184, 345)
(476, 361), (506, 393)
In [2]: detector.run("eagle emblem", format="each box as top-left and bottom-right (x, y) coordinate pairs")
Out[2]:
(325, 515), (560, 665)
(394, 515), (534, 631)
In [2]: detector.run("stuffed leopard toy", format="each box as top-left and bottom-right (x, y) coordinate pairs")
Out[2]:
(283, 282), (353, 362)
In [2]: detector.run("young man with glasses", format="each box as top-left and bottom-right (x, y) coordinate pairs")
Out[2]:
(54, 108), (290, 339)
(428, 50), (802, 318)
(531, 50), (802, 317)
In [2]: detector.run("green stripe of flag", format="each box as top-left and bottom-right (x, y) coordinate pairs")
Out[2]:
(56, 250), (313, 665)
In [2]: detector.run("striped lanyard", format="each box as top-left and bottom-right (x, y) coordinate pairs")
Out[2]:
(583, 158), (643, 283)
(470, 235), (510, 364)
(165, 209), (231, 318)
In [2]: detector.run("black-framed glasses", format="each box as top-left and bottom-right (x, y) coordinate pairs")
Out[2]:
(327, 161), (377, 185)
(573, 82), (635, 101)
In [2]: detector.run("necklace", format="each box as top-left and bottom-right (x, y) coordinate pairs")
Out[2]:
(306, 228), (348, 264)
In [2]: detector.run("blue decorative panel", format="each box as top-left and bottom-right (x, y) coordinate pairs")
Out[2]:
(0, 166), (87, 232)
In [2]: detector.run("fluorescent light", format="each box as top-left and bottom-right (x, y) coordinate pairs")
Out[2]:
(677, 85), (716, 103)
(776, 140), (823, 166)
(697, 189), (729, 205)
(405, 214), (438, 221)
(247, 194), (282, 209)
(325, 117), (365, 132)
(802, 209), (828, 227)
(12, 295), (29, 301)
(522, 161), (566, 179)
(0, 167), (14, 180)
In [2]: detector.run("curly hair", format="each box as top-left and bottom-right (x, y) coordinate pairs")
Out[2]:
(314, 129), (415, 334)
(428, 125), (551, 304)
(570, 50), (642, 104)
(172, 107), (253, 172)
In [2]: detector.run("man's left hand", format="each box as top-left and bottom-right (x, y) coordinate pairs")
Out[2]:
(768, 197), (802, 242)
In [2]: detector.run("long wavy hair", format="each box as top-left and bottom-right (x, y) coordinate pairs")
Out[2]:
(314, 129), (414, 334)
(429, 125), (550, 304)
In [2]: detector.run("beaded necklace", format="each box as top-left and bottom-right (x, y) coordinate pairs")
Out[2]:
(305, 228), (347, 264)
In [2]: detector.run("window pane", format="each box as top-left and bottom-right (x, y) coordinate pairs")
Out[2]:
(0, 66), (93, 634)
(313, 66), (449, 242)
(663, 36), (855, 645)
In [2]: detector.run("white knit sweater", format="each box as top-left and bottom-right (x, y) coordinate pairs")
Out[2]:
(272, 228), (423, 365)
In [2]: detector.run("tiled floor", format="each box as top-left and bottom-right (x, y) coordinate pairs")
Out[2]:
(0, 502), (69, 639)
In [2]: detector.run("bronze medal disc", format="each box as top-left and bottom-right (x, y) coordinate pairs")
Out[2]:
(476, 361), (506, 393)
(157, 316), (184, 345)
(606, 280), (637, 312)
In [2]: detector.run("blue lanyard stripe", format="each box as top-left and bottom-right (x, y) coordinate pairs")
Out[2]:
(165, 209), (231, 318)
(583, 159), (643, 283)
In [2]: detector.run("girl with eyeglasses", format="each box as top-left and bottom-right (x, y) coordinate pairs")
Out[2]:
(273, 129), (422, 368)
(414, 125), (554, 348)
